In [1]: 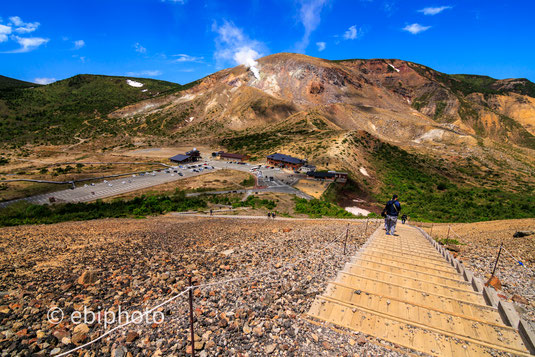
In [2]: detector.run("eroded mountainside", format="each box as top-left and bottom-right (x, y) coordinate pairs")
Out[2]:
(2, 54), (535, 220)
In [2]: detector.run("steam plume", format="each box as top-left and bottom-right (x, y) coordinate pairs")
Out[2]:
(234, 47), (261, 80)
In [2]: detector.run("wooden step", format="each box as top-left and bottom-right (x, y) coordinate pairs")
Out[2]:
(328, 280), (502, 324)
(337, 271), (484, 305)
(366, 243), (440, 256)
(343, 265), (479, 296)
(308, 297), (530, 356)
(361, 247), (454, 267)
(349, 259), (471, 289)
(307, 225), (531, 356)
(324, 283), (521, 347)
(359, 246), (453, 266)
(355, 252), (459, 277)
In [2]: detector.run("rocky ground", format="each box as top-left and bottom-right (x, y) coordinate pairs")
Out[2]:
(420, 219), (535, 327)
(0, 215), (421, 357)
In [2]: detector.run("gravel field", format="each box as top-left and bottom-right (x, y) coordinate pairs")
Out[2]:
(0, 216), (422, 357)
(420, 219), (535, 326)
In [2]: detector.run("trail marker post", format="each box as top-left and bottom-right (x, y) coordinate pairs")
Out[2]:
(188, 276), (195, 357)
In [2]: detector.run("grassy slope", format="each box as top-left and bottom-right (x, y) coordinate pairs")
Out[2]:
(0, 74), (185, 146)
(370, 142), (535, 222)
(0, 75), (37, 90)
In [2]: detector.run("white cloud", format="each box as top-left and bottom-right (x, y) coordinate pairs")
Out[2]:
(163, 0), (186, 3)
(316, 41), (326, 51)
(6, 36), (49, 53)
(418, 6), (452, 15)
(0, 24), (11, 42)
(212, 20), (265, 69)
(73, 39), (85, 50)
(171, 54), (204, 63)
(9, 16), (39, 34)
(125, 70), (162, 77)
(34, 77), (56, 85)
(343, 25), (358, 40)
(403, 23), (431, 34)
(134, 42), (146, 53)
(296, 0), (328, 52)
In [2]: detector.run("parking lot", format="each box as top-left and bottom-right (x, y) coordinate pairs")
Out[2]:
(0, 164), (217, 208)
(0, 158), (310, 207)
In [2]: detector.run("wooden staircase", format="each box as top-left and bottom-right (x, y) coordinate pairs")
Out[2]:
(307, 224), (532, 356)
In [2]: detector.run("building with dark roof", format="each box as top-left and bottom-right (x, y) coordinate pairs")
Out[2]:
(186, 149), (201, 160)
(219, 152), (249, 161)
(307, 171), (348, 183)
(169, 154), (193, 163)
(267, 153), (306, 170)
(169, 148), (201, 163)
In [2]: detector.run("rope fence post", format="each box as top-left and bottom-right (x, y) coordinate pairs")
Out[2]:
(446, 226), (451, 241)
(343, 224), (349, 255)
(364, 218), (369, 236)
(430, 223), (433, 237)
(491, 243), (503, 278)
(188, 275), (196, 357)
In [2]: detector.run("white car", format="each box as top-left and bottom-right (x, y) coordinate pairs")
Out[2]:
(121, 181), (126, 184)
(103, 180), (108, 183)
(108, 183), (113, 187)
(132, 174), (136, 177)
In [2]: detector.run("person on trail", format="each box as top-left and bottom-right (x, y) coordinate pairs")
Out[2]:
(210, 209), (213, 216)
(384, 194), (401, 235)
(272, 212), (276, 220)
(401, 214), (407, 224)
(267, 212), (271, 219)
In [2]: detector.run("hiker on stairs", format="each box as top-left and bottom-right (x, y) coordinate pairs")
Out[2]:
(384, 194), (401, 236)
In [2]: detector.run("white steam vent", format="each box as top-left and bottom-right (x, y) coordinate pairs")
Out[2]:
(234, 47), (261, 80)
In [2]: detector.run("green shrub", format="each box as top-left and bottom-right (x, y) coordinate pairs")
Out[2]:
(0, 190), (206, 227)
(294, 198), (354, 218)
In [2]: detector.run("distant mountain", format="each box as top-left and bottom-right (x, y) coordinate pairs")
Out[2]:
(106, 53), (535, 221)
(0, 74), (189, 145)
(0, 75), (37, 90)
(2, 55), (534, 221)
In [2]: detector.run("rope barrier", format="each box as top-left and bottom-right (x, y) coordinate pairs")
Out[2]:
(501, 246), (535, 276)
(56, 289), (191, 357)
(447, 226), (534, 277)
(56, 224), (368, 356)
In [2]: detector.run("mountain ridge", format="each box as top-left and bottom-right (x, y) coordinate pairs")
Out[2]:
(1, 54), (534, 220)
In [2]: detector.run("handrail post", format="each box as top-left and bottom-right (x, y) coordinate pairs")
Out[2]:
(188, 276), (195, 357)
(491, 243), (503, 277)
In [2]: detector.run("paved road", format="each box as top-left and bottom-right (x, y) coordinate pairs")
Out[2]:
(0, 165), (215, 208)
(0, 158), (311, 208)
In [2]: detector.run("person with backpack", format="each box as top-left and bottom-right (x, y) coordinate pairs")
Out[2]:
(401, 214), (407, 224)
(384, 194), (401, 235)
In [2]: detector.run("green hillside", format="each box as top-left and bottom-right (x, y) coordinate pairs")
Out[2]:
(0, 75), (37, 90)
(0, 74), (186, 146)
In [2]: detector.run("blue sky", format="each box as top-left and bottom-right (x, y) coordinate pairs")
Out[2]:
(1, 0), (534, 84)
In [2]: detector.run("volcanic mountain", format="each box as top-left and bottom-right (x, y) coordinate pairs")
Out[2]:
(2, 53), (535, 220)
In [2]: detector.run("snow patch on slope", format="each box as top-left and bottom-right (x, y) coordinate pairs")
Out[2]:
(388, 63), (400, 73)
(126, 79), (144, 88)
